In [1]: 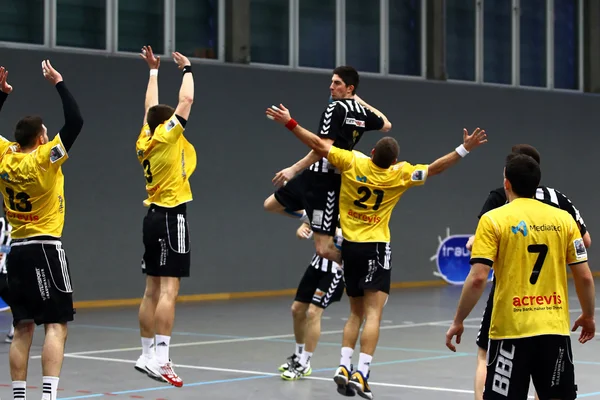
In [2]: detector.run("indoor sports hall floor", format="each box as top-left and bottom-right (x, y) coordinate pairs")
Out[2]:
(1, 282), (600, 400)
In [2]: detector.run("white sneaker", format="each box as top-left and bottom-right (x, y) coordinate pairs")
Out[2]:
(134, 354), (152, 375)
(145, 357), (184, 387)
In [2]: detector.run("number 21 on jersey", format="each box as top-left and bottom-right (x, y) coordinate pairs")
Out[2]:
(354, 186), (385, 210)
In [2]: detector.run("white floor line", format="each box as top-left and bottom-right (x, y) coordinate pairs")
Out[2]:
(31, 317), (481, 359)
(62, 354), (494, 396)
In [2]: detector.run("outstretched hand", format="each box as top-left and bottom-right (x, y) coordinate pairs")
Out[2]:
(41, 60), (63, 85)
(463, 128), (487, 152)
(265, 104), (292, 125)
(0, 66), (13, 94)
(172, 52), (191, 70)
(140, 45), (160, 69)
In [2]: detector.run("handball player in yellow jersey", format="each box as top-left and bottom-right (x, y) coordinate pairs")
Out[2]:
(266, 103), (487, 399)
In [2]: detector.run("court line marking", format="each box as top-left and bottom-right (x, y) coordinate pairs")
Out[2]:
(32, 317), (481, 358)
(53, 353), (481, 400)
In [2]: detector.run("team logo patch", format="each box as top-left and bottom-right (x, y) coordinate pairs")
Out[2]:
(49, 144), (66, 163)
(312, 210), (324, 228)
(411, 169), (425, 182)
(574, 238), (587, 260)
(165, 118), (177, 132)
(313, 289), (325, 301)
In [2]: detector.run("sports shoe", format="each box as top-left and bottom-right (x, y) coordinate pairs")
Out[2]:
(281, 361), (312, 381)
(134, 354), (152, 375)
(278, 354), (299, 372)
(145, 358), (183, 387)
(5, 333), (13, 343)
(333, 365), (356, 397)
(349, 371), (372, 400)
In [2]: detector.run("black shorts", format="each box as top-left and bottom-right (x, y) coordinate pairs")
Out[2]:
(142, 204), (191, 278)
(477, 279), (495, 350)
(294, 255), (345, 309)
(484, 335), (577, 400)
(342, 241), (392, 298)
(274, 170), (341, 236)
(7, 238), (75, 326)
(0, 272), (10, 307)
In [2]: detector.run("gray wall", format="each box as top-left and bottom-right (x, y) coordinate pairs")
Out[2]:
(0, 47), (598, 301)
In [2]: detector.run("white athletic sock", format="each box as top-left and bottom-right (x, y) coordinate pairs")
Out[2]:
(300, 351), (313, 367)
(357, 353), (373, 376)
(8, 323), (14, 336)
(41, 376), (59, 400)
(141, 337), (154, 357)
(12, 380), (26, 400)
(155, 335), (171, 364)
(295, 343), (305, 358)
(340, 347), (354, 369)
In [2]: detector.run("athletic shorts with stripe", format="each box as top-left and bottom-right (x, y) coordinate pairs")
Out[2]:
(142, 203), (191, 278)
(476, 279), (495, 350)
(342, 241), (392, 297)
(274, 170), (341, 236)
(294, 255), (345, 309)
(7, 237), (75, 326)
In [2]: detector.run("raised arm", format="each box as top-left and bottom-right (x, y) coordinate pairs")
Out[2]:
(266, 104), (332, 158)
(354, 94), (392, 132)
(428, 128), (487, 177)
(42, 60), (83, 152)
(140, 45), (160, 126)
(172, 52), (194, 121)
(0, 66), (13, 113)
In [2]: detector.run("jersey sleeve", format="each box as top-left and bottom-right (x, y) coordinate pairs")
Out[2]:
(0, 135), (14, 157)
(152, 113), (185, 144)
(364, 107), (384, 131)
(470, 214), (499, 267)
(401, 162), (429, 187)
(318, 102), (346, 141)
(556, 190), (587, 236)
(567, 218), (588, 265)
(37, 134), (69, 168)
(327, 146), (354, 171)
(477, 188), (506, 219)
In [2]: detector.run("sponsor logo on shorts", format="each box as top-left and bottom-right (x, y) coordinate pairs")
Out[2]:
(512, 292), (563, 312)
(313, 289), (325, 302)
(347, 209), (381, 224)
(35, 267), (50, 301)
(312, 210), (324, 228)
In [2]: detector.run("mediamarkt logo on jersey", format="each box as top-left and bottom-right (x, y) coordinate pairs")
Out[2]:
(513, 292), (563, 312)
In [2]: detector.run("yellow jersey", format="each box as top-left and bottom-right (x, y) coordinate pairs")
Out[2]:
(0, 134), (69, 238)
(136, 114), (197, 208)
(326, 146), (429, 242)
(471, 197), (588, 339)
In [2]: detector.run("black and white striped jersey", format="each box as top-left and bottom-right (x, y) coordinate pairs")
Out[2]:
(309, 253), (341, 274)
(308, 98), (384, 174)
(478, 186), (587, 235)
(0, 217), (12, 274)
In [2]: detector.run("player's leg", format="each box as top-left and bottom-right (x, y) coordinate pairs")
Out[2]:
(143, 205), (189, 387)
(278, 300), (308, 373)
(531, 335), (577, 400)
(347, 242), (392, 400)
(40, 322), (68, 398)
(306, 174), (343, 263)
(136, 275), (160, 375)
(264, 173), (309, 222)
(9, 321), (34, 399)
(0, 271), (14, 342)
(334, 296), (364, 397)
(483, 338), (531, 400)
(474, 282), (494, 400)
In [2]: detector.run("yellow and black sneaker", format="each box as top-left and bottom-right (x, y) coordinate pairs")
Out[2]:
(349, 371), (372, 400)
(333, 365), (356, 396)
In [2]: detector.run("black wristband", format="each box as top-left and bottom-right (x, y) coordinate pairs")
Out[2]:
(183, 65), (192, 74)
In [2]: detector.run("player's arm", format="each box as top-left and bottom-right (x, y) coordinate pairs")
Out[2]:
(354, 94), (391, 132)
(0, 66), (13, 113)
(446, 214), (497, 352)
(266, 104), (333, 158)
(556, 190), (591, 248)
(42, 60), (83, 152)
(140, 46), (160, 126)
(428, 128), (487, 177)
(172, 52), (194, 122)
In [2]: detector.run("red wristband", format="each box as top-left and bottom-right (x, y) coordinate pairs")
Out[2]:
(285, 119), (298, 130)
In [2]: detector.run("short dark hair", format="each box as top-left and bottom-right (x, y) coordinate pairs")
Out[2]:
(147, 104), (176, 134)
(372, 137), (399, 169)
(511, 144), (541, 165)
(505, 153), (541, 198)
(15, 116), (44, 148)
(332, 66), (359, 94)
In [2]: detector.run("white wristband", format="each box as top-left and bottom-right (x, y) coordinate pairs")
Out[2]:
(149, 69), (158, 77)
(455, 144), (469, 158)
